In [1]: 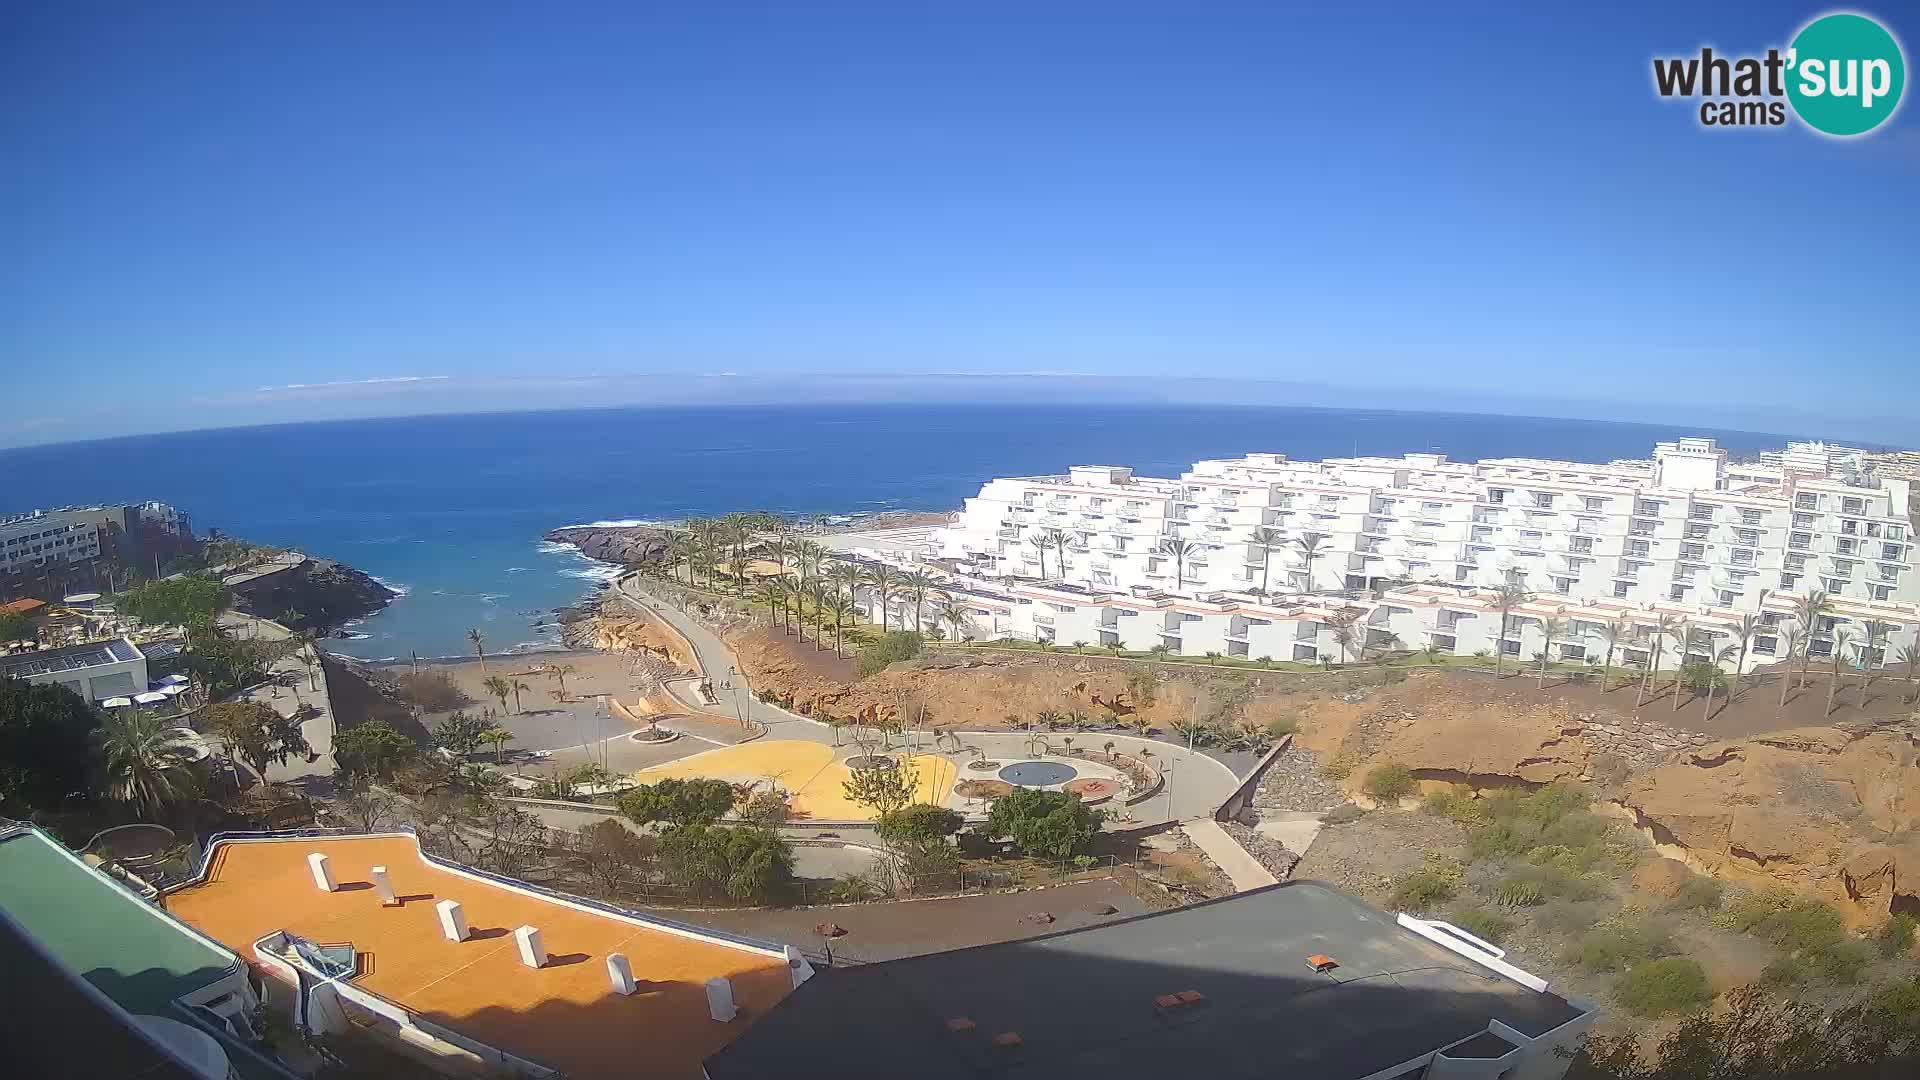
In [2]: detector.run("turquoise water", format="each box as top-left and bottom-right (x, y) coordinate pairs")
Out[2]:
(0, 404), (1791, 658)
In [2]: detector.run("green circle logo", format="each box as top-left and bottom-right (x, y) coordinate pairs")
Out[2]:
(1786, 13), (1906, 136)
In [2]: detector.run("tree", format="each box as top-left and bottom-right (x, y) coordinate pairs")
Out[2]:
(94, 709), (200, 817)
(825, 591), (854, 657)
(206, 700), (311, 779)
(569, 818), (655, 896)
(1726, 614), (1760, 702)
(0, 677), (99, 813)
(334, 722), (418, 779)
(1491, 583), (1533, 677)
(482, 675), (512, 714)
(1569, 984), (1918, 1079)
(1597, 619), (1626, 690)
(0, 609), (33, 644)
(865, 563), (897, 631)
(856, 630), (924, 677)
(616, 777), (735, 829)
(1897, 644), (1920, 704)
(1325, 609), (1362, 664)
(1291, 531), (1330, 592)
(1024, 532), (1051, 580)
(901, 571), (934, 632)
(1826, 628), (1855, 715)
(1248, 526), (1283, 594)
(478, 725), (515, 763)
(1777, 626), (1806, 708)
(1156, 537), (1197, 591)
(337, 784), (400, 832)
(1792, 590), (1830, 690)
(508, 679), (531, 714)
(1669, 620), (1695, 713)
(116, 574), (229, 628)
(1858, 619), (1890, 707)
(758, 580), (789, 634)
(657, 823), (793, 903)
(980, 788), (1104, 859)
(431, 711), (489, 757)
(546, 663), (576, 702)
(875, 803), (963, 886)
(466, 627), (488, 673)
(1536, 616), (1567, 686)
(842, 756), (920, 817)
(1637, 614), (1679, 710)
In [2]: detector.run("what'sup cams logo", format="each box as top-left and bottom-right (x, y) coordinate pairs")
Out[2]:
(1653, 10), (1905, 136)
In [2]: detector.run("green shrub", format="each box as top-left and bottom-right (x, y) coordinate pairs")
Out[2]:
(1875, 913), (1918, 958)
(1320, 804), (1365, 825)
(1495, 874), (1545, 907)
(1424, 790), (1490, 827)
(1392, 871), (1458, 911)
(1265, 713), (1298, 738)
(1569, 919), (1675, 972)
(1497, 864), (1601, 907)
(1670, 875), (1726, 912)
(1320, 752), (1360, 780)
(979, 788), (1104, 859)
(1614, 957), (1713, 1017)
(856, 630), (925, 676)
(1469, 820), (1542, 861)
(1449, 907), (1514, 944)
(1363, 763), (1416, 802)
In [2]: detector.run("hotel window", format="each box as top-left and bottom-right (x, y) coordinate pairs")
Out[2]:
(1880, 564), (1900, 581)
(1824, 577), (1847, 593)
(1891, 526), (1907, 542)
(1883, 543), (1903, 561)
(1866, 522), (1883, 538)
(1718, 590), (1737, 606)
(1841, 519), (1859, 535)
(1793, 512), (1816, 528)
(1455, 565), (1471, 582)
(1614, 581), (1630, 597)
(1571, 535), (1593, 554)
(1753, 635), (1779, 655)
(1690, 504), (1717, 521)
(1796, 493), (1820, 510)
(1553, 577), (1572, 594)
(1837, 537), (1857, 555)
(1629, 518), (1656, 536)
(1779, 573), (1800, 590)
(1487, 488), (1508, 504)
(1627, 539), (1651, 557)
(1533, 492), (1556, 509)
(1636, 499), (1661, 515)
(1872, 585), (1894, 601)
(1842, 496), (1866, 514)
(1731, 549), (1755, 567)
(1685, 523), (1710, 540)
(1584, 496), (1606, 512)
(1786, 553), (1809, 572)
(1734, 528), (1759, 545)
(1833, 559), (1854, 575)
(1789, 532), (1812, 550)
(1740, 508), (1763, 525)
(1680, 542), (1705, 560)
(1670, 584), (1688, 601)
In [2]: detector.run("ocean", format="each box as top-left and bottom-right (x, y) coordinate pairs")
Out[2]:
(0, 404), (1793, 659)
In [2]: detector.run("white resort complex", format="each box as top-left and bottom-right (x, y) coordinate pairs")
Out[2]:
(846, 438), (1920, 676)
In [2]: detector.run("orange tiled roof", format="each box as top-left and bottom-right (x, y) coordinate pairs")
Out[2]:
(2, 598), (47, 615)
(165, 834), (795, 1079)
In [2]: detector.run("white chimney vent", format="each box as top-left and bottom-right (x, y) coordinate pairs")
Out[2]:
(436, 899), (470, 942)
(606, 952), (636, 996)
(514, 925), (546, 969)
(370, 865), (398, 906)
(705, 976), (737, 1022)
(784, 945), (815, 988)
(307, 853), (335, 893)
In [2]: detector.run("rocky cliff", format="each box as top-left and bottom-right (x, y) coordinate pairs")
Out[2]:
(545, 525), (675, 567)
(229, 557), (398, 634)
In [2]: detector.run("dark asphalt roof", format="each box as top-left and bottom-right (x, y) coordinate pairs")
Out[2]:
(705, 881), (1584, 1080)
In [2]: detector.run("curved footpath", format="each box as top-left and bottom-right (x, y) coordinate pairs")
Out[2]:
(612, 574), (1243, 828)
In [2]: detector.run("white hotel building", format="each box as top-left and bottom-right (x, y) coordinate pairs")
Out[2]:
(905, 438), (1919, 674)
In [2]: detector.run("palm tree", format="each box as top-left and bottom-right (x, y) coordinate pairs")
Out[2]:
(482, 675), (513, 714)
(826, 562), (862, 615)
(1291, 532), (1330, 592)
(1858, 620), (1890, 708)
(1326, 609), (1361, 664)
(1535, 616), (1567, 686)
(1597, 619), (1626, 691)
(508, 679), (531, 713)
(1043, 528), (1074, 581)
(480, 726), (516, 763)
(1777, 626), (1806, 708)
(1698, 644), (1736, 722)
(757, 580), (788, 632)
(546, 663), (576, 702)
(938, 593), (973, 644)
(466, 628), (488, 674)
(1825, 629), (1855, 716)
(1248, 526), (1284, 594)
(1729, 617), (1759, 702)
(1896, 644), (1920, 704)
(1024, 533), (1051, 579)
(865, 564), (897, 632)
(901, 571), (934, 633)
(826, 592), (854, 657)
(1490, 583), (1533, 677)
(1157, 537), (1197, 591)
(809, 582), (832, 651)
(1670, 620), (1695, 712)
(1637, 615), (1680, 710)
(1793, 591), (1830, 690)
(666, 534), (696, 587)
(95, 710), (200, 817)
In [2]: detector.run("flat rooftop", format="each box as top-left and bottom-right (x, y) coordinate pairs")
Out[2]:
(0, 636), (141, 679)
(166, 834), (796, 1080)
(705, 880), (1585, 1080)
(0, 826), (240, 1018)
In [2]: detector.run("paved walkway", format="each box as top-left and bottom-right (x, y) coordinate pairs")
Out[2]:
(1181, 819), (1279, 892)
(212, 612), (339, 786)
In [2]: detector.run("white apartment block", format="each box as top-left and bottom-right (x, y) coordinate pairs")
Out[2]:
(1, 507), (105, 575)
(914, 438), (1920, 674)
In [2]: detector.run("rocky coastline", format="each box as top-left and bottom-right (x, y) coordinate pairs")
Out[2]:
(228, 555), (399, 636)
(545, 524), (676, 568)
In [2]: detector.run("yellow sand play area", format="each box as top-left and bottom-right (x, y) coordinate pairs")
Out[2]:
(632, 740), (959, 821)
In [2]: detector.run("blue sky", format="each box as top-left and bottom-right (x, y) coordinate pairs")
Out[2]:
(4, 1), (1916, 448)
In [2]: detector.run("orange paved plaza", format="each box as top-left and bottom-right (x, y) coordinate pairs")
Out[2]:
(165, 835), (794, 1079)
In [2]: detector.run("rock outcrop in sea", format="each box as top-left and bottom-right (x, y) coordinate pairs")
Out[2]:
(544, 524), (675, 567)
(227, 556), (399, 635)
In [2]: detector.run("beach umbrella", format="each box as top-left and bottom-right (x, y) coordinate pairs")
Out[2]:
(150, 683), (185, 697)
(101, 697), (133, 709)
(158, 674), (190, 686)
(133, 691), (169, 705)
